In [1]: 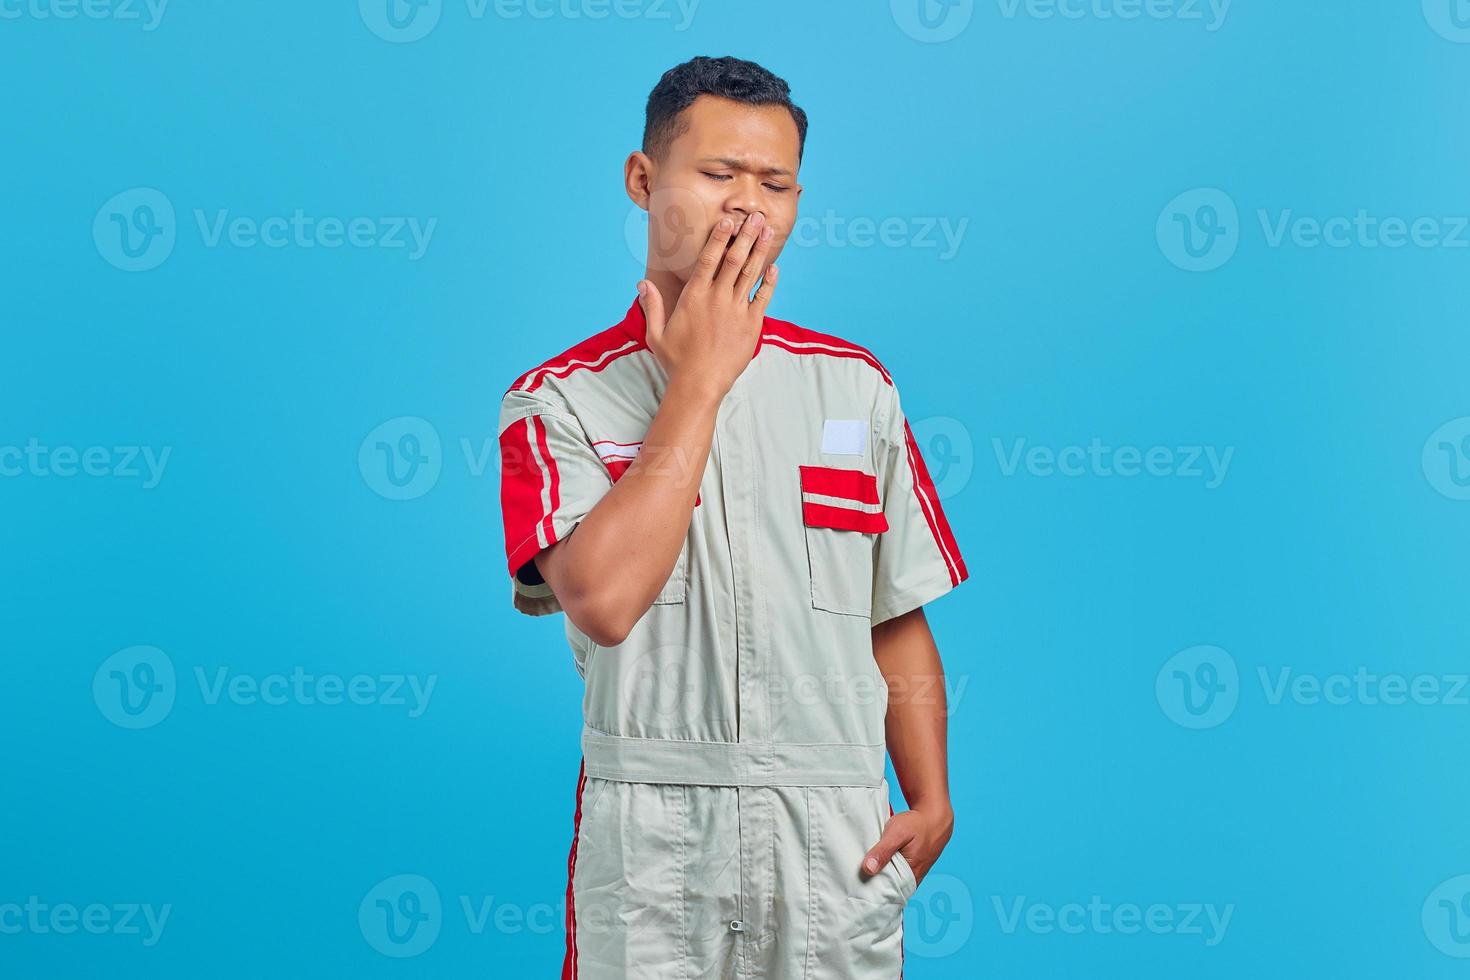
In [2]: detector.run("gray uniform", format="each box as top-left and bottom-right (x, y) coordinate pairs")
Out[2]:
(498, 297), (968, 978)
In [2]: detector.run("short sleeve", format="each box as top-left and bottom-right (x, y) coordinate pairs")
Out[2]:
(498, 388), (613, 616)
(869, 379), (969, 626)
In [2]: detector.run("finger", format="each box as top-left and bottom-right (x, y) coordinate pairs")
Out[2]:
(691, 217), (736, 285)
(636, 280), (665, 342)
(862, 821), (915, 877)
(715, 212), (765, 290)
(736, 223), (775, 299)
(751, 263), (778, 318)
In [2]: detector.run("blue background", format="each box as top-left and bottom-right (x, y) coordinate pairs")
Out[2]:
(4, 0), (1470, 976)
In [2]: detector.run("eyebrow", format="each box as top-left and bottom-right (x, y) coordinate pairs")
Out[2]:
(700, 156), (794, 179)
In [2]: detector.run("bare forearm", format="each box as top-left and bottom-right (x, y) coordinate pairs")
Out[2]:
(862, 606), (955, 883)
(536, 213), (777, 646)
(537, 375), (721, 643)
(873, 607), (953, 814)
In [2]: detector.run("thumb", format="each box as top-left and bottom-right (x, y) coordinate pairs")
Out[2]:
(636, 280), (665, 340)
(862, 819), (913, 878)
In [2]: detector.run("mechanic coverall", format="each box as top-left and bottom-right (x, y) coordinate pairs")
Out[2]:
(498, 297), (968, 979)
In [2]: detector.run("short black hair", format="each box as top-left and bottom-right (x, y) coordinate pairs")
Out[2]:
(643, 56), (808, 163)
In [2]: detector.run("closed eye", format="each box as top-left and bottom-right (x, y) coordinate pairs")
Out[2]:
(704, 172), (791, 194)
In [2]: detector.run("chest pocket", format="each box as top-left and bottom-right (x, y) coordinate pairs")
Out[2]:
(600, 445), (692, 605)
(799, 465), (887, 618)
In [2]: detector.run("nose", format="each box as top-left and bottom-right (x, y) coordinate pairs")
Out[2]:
(723, 178), (765, 225)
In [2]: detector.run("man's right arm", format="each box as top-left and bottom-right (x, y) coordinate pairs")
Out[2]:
(533, 375), (720, 646)
(535, 210), (779, 645)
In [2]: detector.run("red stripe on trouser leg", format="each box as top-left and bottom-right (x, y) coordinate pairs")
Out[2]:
(798, 465), (880, 504)
(562, 762), (586, 980)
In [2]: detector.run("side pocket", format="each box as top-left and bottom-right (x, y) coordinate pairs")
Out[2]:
(890, 849), (919, 902)
(576, 776), (611, 847)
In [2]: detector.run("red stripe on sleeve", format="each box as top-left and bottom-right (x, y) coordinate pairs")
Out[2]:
(499, 417), (548, 577)
(533, 416), (562, 551)
(902, 419), (967, 585)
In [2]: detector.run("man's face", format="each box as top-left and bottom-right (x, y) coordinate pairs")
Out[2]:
(637, 95), (802, 281)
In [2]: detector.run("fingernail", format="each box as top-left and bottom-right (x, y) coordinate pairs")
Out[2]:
(760, 226), (773, 242)
(717, 218), (732, 232)
(864, 858), (879, 874)
(751, 212), (765, 228)
(636, 281), (646, 295)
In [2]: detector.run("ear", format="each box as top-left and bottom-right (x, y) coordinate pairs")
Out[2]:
(624, 151), (655, 209)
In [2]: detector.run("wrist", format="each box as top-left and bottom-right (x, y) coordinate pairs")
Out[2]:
(665, 371), (728, 409)
(909, 797), (954, 827)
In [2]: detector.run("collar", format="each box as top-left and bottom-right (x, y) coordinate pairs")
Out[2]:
(618, 294), (766, 361)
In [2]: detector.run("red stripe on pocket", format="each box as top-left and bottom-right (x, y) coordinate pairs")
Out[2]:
(802, 501), (889, 533)
(799, 465), (880, 504)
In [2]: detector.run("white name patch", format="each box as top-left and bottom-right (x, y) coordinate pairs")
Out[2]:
(821, 419), (867, 456)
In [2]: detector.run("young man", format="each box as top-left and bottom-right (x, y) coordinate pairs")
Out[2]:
(498, 56), (968, 979)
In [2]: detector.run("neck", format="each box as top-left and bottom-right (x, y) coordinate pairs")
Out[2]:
(644, 266), (686, 318)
